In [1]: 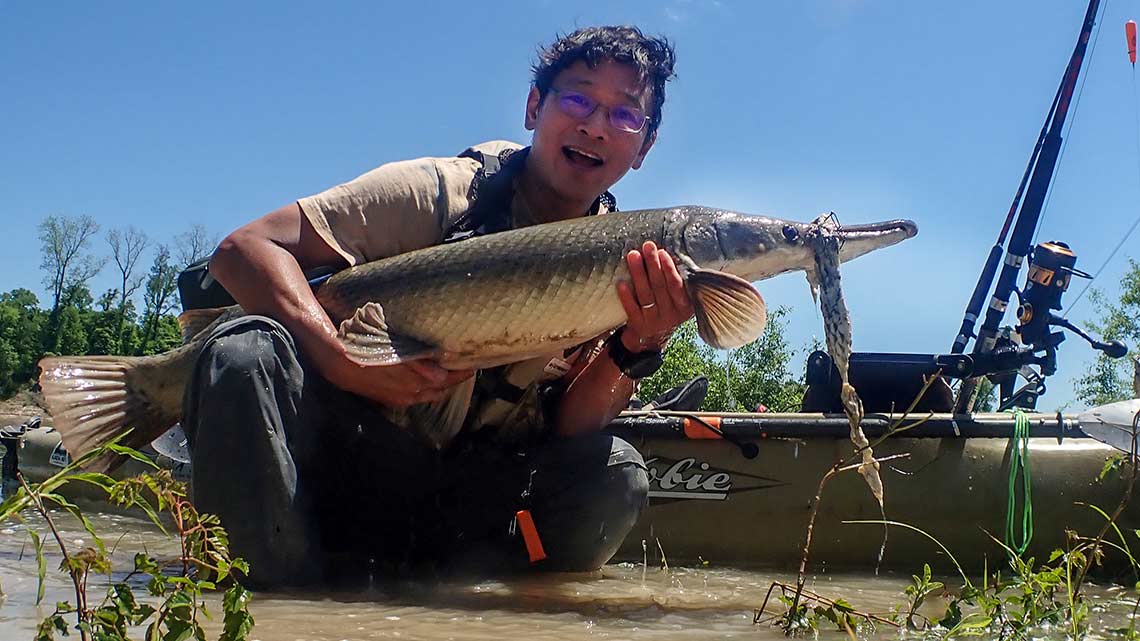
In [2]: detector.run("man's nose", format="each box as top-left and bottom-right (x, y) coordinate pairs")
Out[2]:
(577, 107), (609, 139)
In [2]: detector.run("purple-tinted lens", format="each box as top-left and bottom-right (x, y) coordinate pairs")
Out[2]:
(552, 87), (647, 134)
(610, 105), (648, 133)
(556, 90), (596, 119)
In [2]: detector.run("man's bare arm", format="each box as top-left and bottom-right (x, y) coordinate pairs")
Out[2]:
(210, 203), (471, 407)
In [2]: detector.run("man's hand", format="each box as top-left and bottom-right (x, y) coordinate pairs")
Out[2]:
(616, 240), (694, 352)
(325, 355), (474, 408)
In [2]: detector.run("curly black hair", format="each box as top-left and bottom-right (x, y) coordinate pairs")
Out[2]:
(532, 26), (676, 138)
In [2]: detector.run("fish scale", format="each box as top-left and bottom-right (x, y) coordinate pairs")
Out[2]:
(317, 209), (667, 368)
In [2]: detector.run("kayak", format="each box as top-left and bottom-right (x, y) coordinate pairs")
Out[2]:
(3, 409), (1137, 573)
(609, 409), (1139, 572)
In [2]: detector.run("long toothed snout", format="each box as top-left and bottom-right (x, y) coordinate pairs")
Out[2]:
(835, 219), (918, 262)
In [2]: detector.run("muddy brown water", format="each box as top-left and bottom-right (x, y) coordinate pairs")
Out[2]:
(2, 510), (1139, 640)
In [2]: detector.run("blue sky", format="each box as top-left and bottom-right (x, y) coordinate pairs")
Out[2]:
(3, 0), (1139, 410)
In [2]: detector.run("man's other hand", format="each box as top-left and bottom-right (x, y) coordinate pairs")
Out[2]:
(617, 240), (694, 352)
(327, 356), (474, 408)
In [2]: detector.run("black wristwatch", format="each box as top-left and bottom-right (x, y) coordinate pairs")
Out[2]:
(608, 328), (665, 379)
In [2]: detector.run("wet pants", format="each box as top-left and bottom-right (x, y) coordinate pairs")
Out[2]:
(182, 315), (649, 587)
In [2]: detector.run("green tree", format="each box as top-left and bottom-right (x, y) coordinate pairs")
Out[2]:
(0, 289), (47, 395)
(637, 306), (805, 412)
(107, 226), (149, 351)
(141, 314), (182, 355)
(38, 215), (103, 314)
(138, 244), (180, 355)
(55, 306), (88, 356)
(1074, 259), (1140, 407)
(38, 215), (104, 351)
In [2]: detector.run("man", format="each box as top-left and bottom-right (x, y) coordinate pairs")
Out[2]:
(187, 26), (688, 586)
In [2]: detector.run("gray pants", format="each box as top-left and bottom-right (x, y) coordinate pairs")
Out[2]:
(182, 315), (648, 587)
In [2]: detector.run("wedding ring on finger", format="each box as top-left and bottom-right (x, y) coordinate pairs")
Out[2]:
(640, 302), (656, 310)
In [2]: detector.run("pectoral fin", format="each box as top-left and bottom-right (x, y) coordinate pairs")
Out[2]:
(686, 269), (768, 349)
(338, 301), (438, 365)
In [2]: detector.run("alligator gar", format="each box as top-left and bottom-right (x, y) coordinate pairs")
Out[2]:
(38, 206), (917, 470)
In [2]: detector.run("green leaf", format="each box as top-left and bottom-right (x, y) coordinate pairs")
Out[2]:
(105, 443), (159, 467)
(35, 612), (69, 641)
(215, 559), (230, 582)
(109, 582), (138, 615)
(30, 529), (46, 605)
(220, 608), (255, 641)
(1099, 454), (1124, 481)
(42, 493), (106, 556)
(832, 598), (855, 613)
(0, 487), (32, 522)
(134, 552), (161, 575)
(230, 558), (249, 576)
(222, 584), (251, 614)
(67, 471), (117, 493)
(162, 619), (194, 641)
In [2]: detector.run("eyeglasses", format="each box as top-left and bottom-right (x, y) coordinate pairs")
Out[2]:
(549, 87), (650, 134)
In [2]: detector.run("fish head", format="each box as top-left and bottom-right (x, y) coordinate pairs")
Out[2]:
(811, 212), (919, 264)
(690, 210), (918, 282)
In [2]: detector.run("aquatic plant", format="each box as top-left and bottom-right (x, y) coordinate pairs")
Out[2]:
(755, 408), (1140, 639)
(770, 371), (941, 629)
(0, 438), (254, 641)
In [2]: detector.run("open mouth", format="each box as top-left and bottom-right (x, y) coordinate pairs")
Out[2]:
(562, 146), (604, 168)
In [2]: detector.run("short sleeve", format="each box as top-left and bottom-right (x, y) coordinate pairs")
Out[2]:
(297, 155), (478, 266)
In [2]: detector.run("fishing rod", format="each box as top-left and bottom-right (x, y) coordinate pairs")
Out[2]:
(799, 2), (1127, 416)
(946, 0), (1128, 411)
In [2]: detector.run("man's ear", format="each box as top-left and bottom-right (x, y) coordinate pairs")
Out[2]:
(631, 130), (657, 170)
(524, 86), (542, 131)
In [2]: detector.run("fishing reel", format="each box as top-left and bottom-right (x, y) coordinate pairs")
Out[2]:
(810, 242), (1129, 414)
(987, 241), (1128, 409)
(1015, 241), (1125, 357)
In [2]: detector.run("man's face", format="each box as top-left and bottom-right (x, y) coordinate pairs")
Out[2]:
(525, 59), (656, 205)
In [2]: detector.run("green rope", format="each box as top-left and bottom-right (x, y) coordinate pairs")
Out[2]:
(1005, 410), (1034, 555)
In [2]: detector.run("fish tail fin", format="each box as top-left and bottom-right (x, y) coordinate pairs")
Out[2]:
(38, 352), (190, 473)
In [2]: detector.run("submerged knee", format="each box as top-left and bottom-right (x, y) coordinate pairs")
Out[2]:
(532, 435), (649, 571)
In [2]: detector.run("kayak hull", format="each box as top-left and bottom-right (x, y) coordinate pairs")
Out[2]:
(613, 425), (1132, 573)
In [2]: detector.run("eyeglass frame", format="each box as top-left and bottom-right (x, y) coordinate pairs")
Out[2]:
(547, 86), (651, 135)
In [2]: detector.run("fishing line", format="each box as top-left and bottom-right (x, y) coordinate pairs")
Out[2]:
(1066, 20), (1140, 317)
(1035, 0), (1108, 246)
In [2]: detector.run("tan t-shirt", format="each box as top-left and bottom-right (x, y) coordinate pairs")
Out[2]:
(297, 141), (613, 444)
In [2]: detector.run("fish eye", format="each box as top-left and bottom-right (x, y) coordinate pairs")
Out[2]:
(782, 225), (799, 243)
